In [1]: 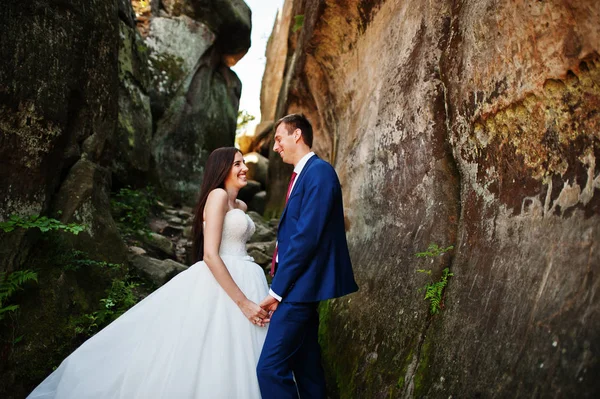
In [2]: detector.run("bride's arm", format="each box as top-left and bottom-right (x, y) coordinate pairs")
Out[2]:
(203, 189), (269, 326)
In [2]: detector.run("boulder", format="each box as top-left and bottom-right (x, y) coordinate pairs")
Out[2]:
(162, 224), (184, 237)
(129, 254), (187, 286)
(161, 0), (252, 59)
(152, 47), (242, 205)
(238, 180), (262, 203)
(244, 152), (269, 187)
(247, 249), (272, 266)
(102, 20), (153, 188)
(141, 232), (176, 258)
(249, 191), (267, 216)
(51, 159), (128, 264)
(247, 240), (276, 269)
(247, 211), (276, 243)
(149, 217), (169, 233)
(145, 15), (215, 114)
(129, 246), (147, 256)
(161, 258), (189, 274)
(187, 0), (252, 55)
(268, 218), (279, 229)
(251, 121), (275, 158)
(166, 216), (184, 225)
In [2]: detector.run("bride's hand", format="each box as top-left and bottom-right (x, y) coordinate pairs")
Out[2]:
(239, 299), (269, 327)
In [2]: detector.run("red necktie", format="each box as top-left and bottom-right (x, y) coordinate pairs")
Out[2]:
(270, 172), (297, 276)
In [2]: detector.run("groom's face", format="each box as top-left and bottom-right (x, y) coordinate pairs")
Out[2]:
(273, 123), (299, 165)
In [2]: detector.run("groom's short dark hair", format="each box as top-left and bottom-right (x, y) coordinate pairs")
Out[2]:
(275, 114), (313, 148)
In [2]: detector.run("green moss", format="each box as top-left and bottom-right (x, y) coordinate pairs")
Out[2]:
(118, 113), (136, 148)
(118, 22), (134, 80)
(395, 348), (414, 392)
(318, 300), (360, 398)
(136, 43), (148, 56)
(397, 375), (405, 390)
(413, 336), (433, 397)
(148, 52), (186, 95)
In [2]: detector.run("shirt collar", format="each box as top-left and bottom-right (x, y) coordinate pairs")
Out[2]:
(294, 152), (315, 175)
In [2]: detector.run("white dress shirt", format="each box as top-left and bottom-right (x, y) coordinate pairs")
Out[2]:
(269, 151), (315, 301)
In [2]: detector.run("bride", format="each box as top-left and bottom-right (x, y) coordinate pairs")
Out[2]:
(29, 147), (270, 398)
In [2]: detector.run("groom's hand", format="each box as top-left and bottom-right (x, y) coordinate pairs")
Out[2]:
(260, 295), (280, 315)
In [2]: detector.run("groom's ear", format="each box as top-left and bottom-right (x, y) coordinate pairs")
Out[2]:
(293, 128), (302, 143)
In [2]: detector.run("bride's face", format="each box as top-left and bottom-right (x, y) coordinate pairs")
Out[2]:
(224, 151), (248, 190)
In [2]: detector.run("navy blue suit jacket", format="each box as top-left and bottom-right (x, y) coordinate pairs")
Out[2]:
(271, 155), (358, 302)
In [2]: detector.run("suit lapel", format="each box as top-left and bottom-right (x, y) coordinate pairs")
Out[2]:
(279, 155), (319, 222)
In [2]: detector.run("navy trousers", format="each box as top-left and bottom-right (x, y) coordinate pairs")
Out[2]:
(257, 301), (326, 399)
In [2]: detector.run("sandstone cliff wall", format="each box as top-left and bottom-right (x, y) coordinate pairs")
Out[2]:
(264, 0), (600, 396)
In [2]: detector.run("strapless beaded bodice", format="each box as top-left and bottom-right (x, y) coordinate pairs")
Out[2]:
(218, 209), (255, 256)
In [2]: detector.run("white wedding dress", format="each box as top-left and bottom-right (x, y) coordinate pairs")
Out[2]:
(29, 209), (269, 399)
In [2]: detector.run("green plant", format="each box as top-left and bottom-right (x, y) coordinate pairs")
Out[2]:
(0, 214), (82, 333)
(0, 270), (38, 320)
(0, 214), (85, 234)
(111, 186), (158, 237)
(415, 243), (454, 258)
(74, 278), (139, 336)
(236, 110), (256, 135)
(416, 268), (453, 315)
(292, 15), (305, 33)
(415, 243), (454, 315)
(59, 250), (122, 272)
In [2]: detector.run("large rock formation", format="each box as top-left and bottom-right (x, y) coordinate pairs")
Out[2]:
(151, 46), (242, 204)
(0, 0), (119, 270)
(263, 0), (600, 397)
(51, 159), (128, 264)
(149, 0), (250, 205)
(260, 1), (294, 124)
(0, 1), (123, 395)
(260, 0), (295, 217)
(0, 0), (252, 395)
(103, 8), (153, 189)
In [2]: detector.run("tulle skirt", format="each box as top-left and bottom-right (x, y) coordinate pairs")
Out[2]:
(28, 255), (269, 399)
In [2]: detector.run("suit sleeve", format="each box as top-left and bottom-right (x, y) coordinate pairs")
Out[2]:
(270, 166), (338, 299)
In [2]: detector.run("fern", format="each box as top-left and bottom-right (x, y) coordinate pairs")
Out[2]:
(0, 214), (85, 235)
(0, 270), (38, 320)
(60, 250), (122, 272)
(420, 268), (453, 314)
(74, 278), (139, 336)
(415, 243), (455, 315)
(415, 243), (454, 258)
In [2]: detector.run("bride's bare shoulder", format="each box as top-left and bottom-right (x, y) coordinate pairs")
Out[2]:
(206, 189), (228, 208)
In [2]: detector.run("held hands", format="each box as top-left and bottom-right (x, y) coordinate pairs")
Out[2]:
(240, 299), (270, 327)
(259, 295), (280, 316)
(239, 296), (280, 327)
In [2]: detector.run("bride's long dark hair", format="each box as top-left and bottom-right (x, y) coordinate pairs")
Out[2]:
(191, 147), (242, 262)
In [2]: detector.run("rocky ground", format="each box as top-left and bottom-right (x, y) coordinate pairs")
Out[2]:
(126, 202), (278, 287)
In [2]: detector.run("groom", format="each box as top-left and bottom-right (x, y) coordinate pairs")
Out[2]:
(257, 114), (359, 398)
